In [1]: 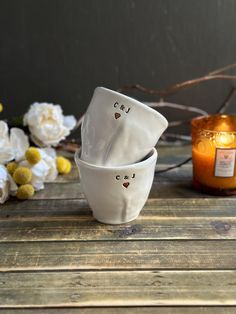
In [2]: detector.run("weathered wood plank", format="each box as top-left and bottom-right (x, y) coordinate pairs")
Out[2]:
(1, 198), (236, 219)
(0, 215), (234, 242)
(0, 240), (235, 271)
(31, 182), (83, 200)
(1, 307), (235, 313)
(0, 270), (236, 307)
(1, 197), (235, 242)
(0, 196), (235, 242)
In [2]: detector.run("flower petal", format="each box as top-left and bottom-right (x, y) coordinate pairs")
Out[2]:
(41, 147), (57, 159)
(31, 160), (49, 178)
(0, 165), (10, 204)
(39, 149), (57, 182)
(8, 174), (18, 196)
(30, 160), (49, 191)
(10, 128), (29, 161)
(0, 147), (14, 164)
(0, 121), (9, 147)
(0, 165), (8, 185)
(63, 115), (76, 130)
(31, 180), (44, 191)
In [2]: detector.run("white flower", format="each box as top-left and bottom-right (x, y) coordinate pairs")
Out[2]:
(39, 148), (58, 182)
(0, 121), (29, 164)
(19, 148), (58, 191)
(0, 165), (9, 203)
(0, 165), (18, 204)
(23, 102), (76, 147)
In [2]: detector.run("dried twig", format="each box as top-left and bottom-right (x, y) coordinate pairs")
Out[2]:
(57, 139), (81, 153)
(208, 63), (236, 75)
(217, 86), (236, 113)
(145, 101), (208, 116)
(74, 114), (84, 131)
(155, 157), (192, 174)
(161, 133), (191, 141)
(167, 120), (190, 127)
(118, 63), (236, 99)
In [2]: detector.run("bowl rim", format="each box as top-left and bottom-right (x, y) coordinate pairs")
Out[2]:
(74, 147), (158, 171)
(94, 86), (168, 128)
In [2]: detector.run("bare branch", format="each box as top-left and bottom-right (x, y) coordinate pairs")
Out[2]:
(217, 86), (236, 113)
(208, 63), (236, 75)
(161, 133), (191, 141)
(156, 157), (192, 174)
(160, 75), (236, 97)
(145, 102), (208, 116)
(119, 75), (236, 98)
(74, 114), (84, 131)
(167, 120), (190, 127)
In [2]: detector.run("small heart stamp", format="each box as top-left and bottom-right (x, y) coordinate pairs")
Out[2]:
(114, 112), (121, 120)
(123, 182), (130, 188)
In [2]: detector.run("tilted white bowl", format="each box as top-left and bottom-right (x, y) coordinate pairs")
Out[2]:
(81, 87), (167, 166)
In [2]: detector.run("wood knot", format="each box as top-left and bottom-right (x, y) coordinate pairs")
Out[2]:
(211, 221), (231, 234)
(115, 224), (142, 237)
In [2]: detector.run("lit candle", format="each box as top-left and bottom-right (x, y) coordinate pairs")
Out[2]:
(191, 115), (236, 195)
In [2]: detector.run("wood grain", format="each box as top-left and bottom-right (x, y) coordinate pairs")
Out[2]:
(1, 198), (236, 219)
(0, 214), (234, 242)
(1, 307), (235, 313)
(1, 196), (235, 242)
(0, 270), (236, 307)
(0, 240), (235, 271)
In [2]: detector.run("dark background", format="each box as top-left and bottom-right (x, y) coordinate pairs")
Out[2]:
(0, 0), (236, 129)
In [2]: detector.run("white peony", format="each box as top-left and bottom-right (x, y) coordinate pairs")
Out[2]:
(0, 165), (18, 204)
(0, 121), (29, 164)
(23, 102), (76, 147)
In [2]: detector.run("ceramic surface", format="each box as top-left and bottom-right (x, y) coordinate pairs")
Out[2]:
(81, 87), (167, 166)
(75, 148), (157, 224)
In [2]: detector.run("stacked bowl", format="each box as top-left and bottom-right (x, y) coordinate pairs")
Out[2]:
(75, 87), (168, 224)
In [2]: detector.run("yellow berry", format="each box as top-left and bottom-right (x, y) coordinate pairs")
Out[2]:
(13, 167), (32, 185)
(6, 162), (17, 175)
(25, 147), (41, 164)
(56, 156), (72, 174)
(64, 160), (72, 173)
(16, 184), (34, 200)
(0, 103), (3, 113)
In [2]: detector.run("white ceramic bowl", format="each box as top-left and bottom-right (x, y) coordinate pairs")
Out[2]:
(75, 148), (158, 224)
(81, 87), (167, 166)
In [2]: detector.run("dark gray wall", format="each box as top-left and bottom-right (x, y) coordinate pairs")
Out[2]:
(0, 0), (236, 125)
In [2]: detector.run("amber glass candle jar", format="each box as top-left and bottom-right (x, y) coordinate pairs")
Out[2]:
(191, 114), (236, 195)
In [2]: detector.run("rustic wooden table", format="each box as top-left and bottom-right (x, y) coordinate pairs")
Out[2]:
(0, 145), (236, 313)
